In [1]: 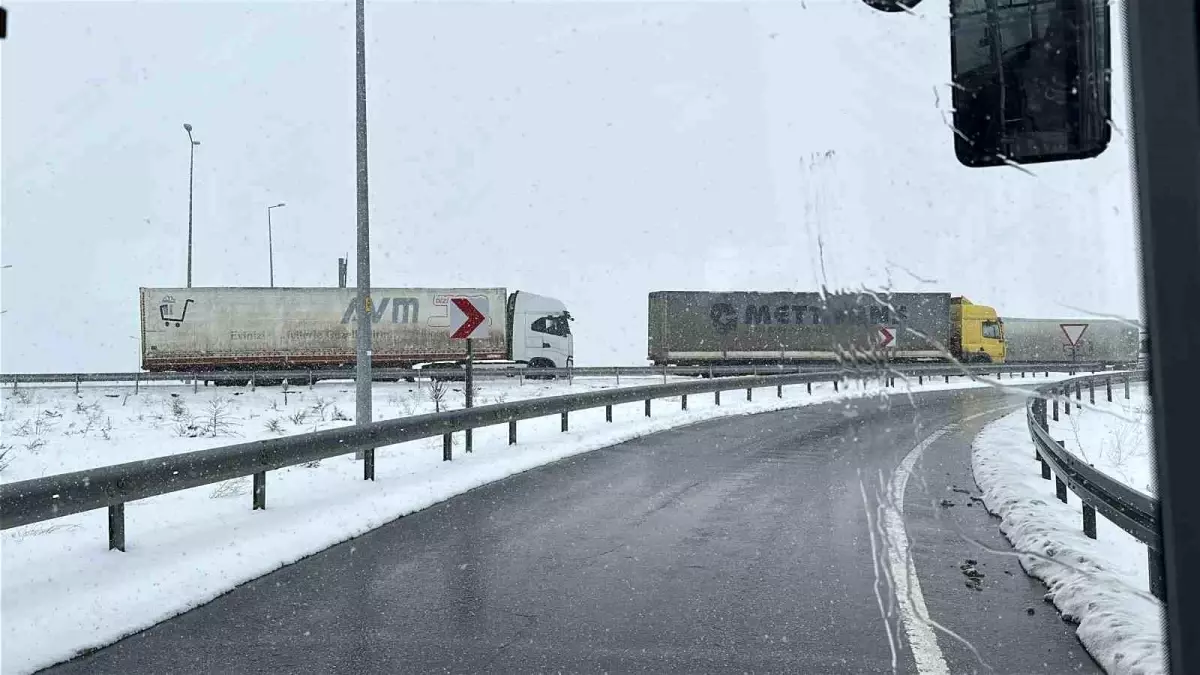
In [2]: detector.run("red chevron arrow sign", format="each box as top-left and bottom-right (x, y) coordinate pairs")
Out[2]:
(877, 326), (895, 348)
(449, 297), (489, 340)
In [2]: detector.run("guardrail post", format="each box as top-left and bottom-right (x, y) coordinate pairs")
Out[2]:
(108, 504), (126, 552)
(918, 375), (923, 385)
(253, 472), (266, 509)
(645, 400), (651, 417)
(1052, 439), (1068, 502)
(1089, 378), (1095, 405)
(746, 388), (753, 401)
(1082, 504), (1096, 539)
(807, 382), (812, 394)
(1075, 381), (1081, 401)
(194, 378), (199, 394)
(777, 384), (783, 398)
(1040, 454), (1051, 479)
(1106, 377), (1112, 403)
(1052, 393), (1059, 421)
(561, 412), (569, 432)
(75, 375), (80, 395)
(251, 377), (256, 392)
(681, 394), (688, 410)
(1125, 375), (1130, 400)
(1064, 387), (1071, 416)
(364, 449), (375, 479)
(715, 391), (721, 406)
(134, 373), (140, 395)
(465, 429), (473, 454)
(443, 433), (452, 461)
(509, 420), (517, 444)
(1045, 371), (1049, 377)
(661, 366), (667, 384)
(1149, 550), (1166, 600)
(833, 380), (839, 392)
(309, 372), (314, 390)
(616, 369), (620, 386)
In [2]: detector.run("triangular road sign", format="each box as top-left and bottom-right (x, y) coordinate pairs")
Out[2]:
(1060, 323), (1089, 347)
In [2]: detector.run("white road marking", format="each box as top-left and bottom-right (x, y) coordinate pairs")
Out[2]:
(886, 407), (1009, 674)
(886, 426), (953, 675)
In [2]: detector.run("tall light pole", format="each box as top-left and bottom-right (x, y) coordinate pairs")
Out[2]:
(354, 0), (375, 477)
(184, 124), (200, 288)
(267, 203), (286, 287)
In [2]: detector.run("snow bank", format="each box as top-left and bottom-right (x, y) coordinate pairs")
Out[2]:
(972, 410), (1166, 675)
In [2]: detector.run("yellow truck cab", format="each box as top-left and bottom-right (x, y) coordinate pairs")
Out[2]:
(951, 297), (1006, 363)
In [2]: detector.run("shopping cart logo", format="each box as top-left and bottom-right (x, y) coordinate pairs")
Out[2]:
(159, 296), (194, 327)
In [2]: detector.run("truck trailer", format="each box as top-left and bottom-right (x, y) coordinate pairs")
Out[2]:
(647, 291), (1006, 366)
(141, 287), (573, 377)
(1000, 317), (1139, 366)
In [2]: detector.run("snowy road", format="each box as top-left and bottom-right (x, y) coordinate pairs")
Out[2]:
(41, 388), (1100, 674)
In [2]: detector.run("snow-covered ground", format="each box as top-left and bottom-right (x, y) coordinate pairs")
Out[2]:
(972, 405), (1164, 675)
(0, 372), (1041, 675)
(1048, 379), (1154, 496)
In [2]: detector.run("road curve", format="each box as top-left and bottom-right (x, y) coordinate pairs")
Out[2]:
(42, 388), (1100, 674)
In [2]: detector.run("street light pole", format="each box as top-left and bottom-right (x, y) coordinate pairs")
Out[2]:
(183, 124), (200, 288)
(354, 0), (374, 477)
(267, 203), (286, 287)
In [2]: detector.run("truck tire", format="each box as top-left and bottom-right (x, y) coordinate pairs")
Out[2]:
(527, 358), (556, 380)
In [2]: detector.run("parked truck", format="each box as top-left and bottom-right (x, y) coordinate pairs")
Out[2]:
(647, 291), (1006, 366)
(141, 287), (573, 379)
(1000, 317), (1139, 366)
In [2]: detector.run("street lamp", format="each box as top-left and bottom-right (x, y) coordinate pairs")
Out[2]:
(183, 124), (200, 288)
(267, 202), (286, 287)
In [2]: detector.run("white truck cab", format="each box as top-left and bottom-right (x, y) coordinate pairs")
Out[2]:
(508, 291), (574, 369)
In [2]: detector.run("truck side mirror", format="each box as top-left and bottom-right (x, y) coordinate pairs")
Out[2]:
(949, 0), (1112, 167)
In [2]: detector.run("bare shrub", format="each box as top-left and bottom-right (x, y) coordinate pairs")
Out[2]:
(310, 397), (332, 421)
(210, 478), (249, 499)
(330, 405), (351, 421)
(289, 408), (309, 426)
(429, 378), (449, 413)
(264, 417), (284, 434)
(201, 396), (239, 437)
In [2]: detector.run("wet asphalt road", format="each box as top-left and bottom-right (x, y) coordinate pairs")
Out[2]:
(44, 388), (1101, 674)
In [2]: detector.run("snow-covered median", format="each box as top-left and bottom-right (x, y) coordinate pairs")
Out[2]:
(0, 373), (1029, 674)
(972, 408), (1165, 675)
(1048, 379), (1154, 496)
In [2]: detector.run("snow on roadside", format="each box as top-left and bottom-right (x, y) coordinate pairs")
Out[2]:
(1, 372), (1048, 675)
(1047, 379), (1154, 496)
(972, 410), (1166, 675)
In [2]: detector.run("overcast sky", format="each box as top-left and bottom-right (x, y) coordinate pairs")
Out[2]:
(1, 0), (1142, 371)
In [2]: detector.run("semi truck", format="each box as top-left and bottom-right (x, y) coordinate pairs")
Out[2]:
(141, 287), (574, 380)
(647, 291), (1006, 366)
(1000, 317), (1140, 366)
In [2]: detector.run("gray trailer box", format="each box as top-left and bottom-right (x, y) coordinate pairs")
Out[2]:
(1001, 317), (1140, 365)
(648, 291), (951, 365)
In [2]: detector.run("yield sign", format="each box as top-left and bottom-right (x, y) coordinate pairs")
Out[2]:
(1060, 323), (1089, 347)
(449, 297), (489, 340)
(877, 326), (896, 348)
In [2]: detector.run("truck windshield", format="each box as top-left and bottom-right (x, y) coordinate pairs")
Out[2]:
(983, 321), (1002, 339)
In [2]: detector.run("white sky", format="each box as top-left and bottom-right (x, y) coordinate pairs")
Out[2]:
(1, 0), (1142, 371)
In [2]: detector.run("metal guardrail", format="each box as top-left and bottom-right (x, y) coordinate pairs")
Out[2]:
(0, 361), (1117, 389)
(1, 363), (1097, 555)
(1024, 371), (1162, 598)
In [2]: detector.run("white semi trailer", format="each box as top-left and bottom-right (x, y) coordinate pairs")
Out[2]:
(140, 287), (573, 379)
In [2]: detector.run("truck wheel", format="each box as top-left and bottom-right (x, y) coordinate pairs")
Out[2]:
(527, 359), (556, 380)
